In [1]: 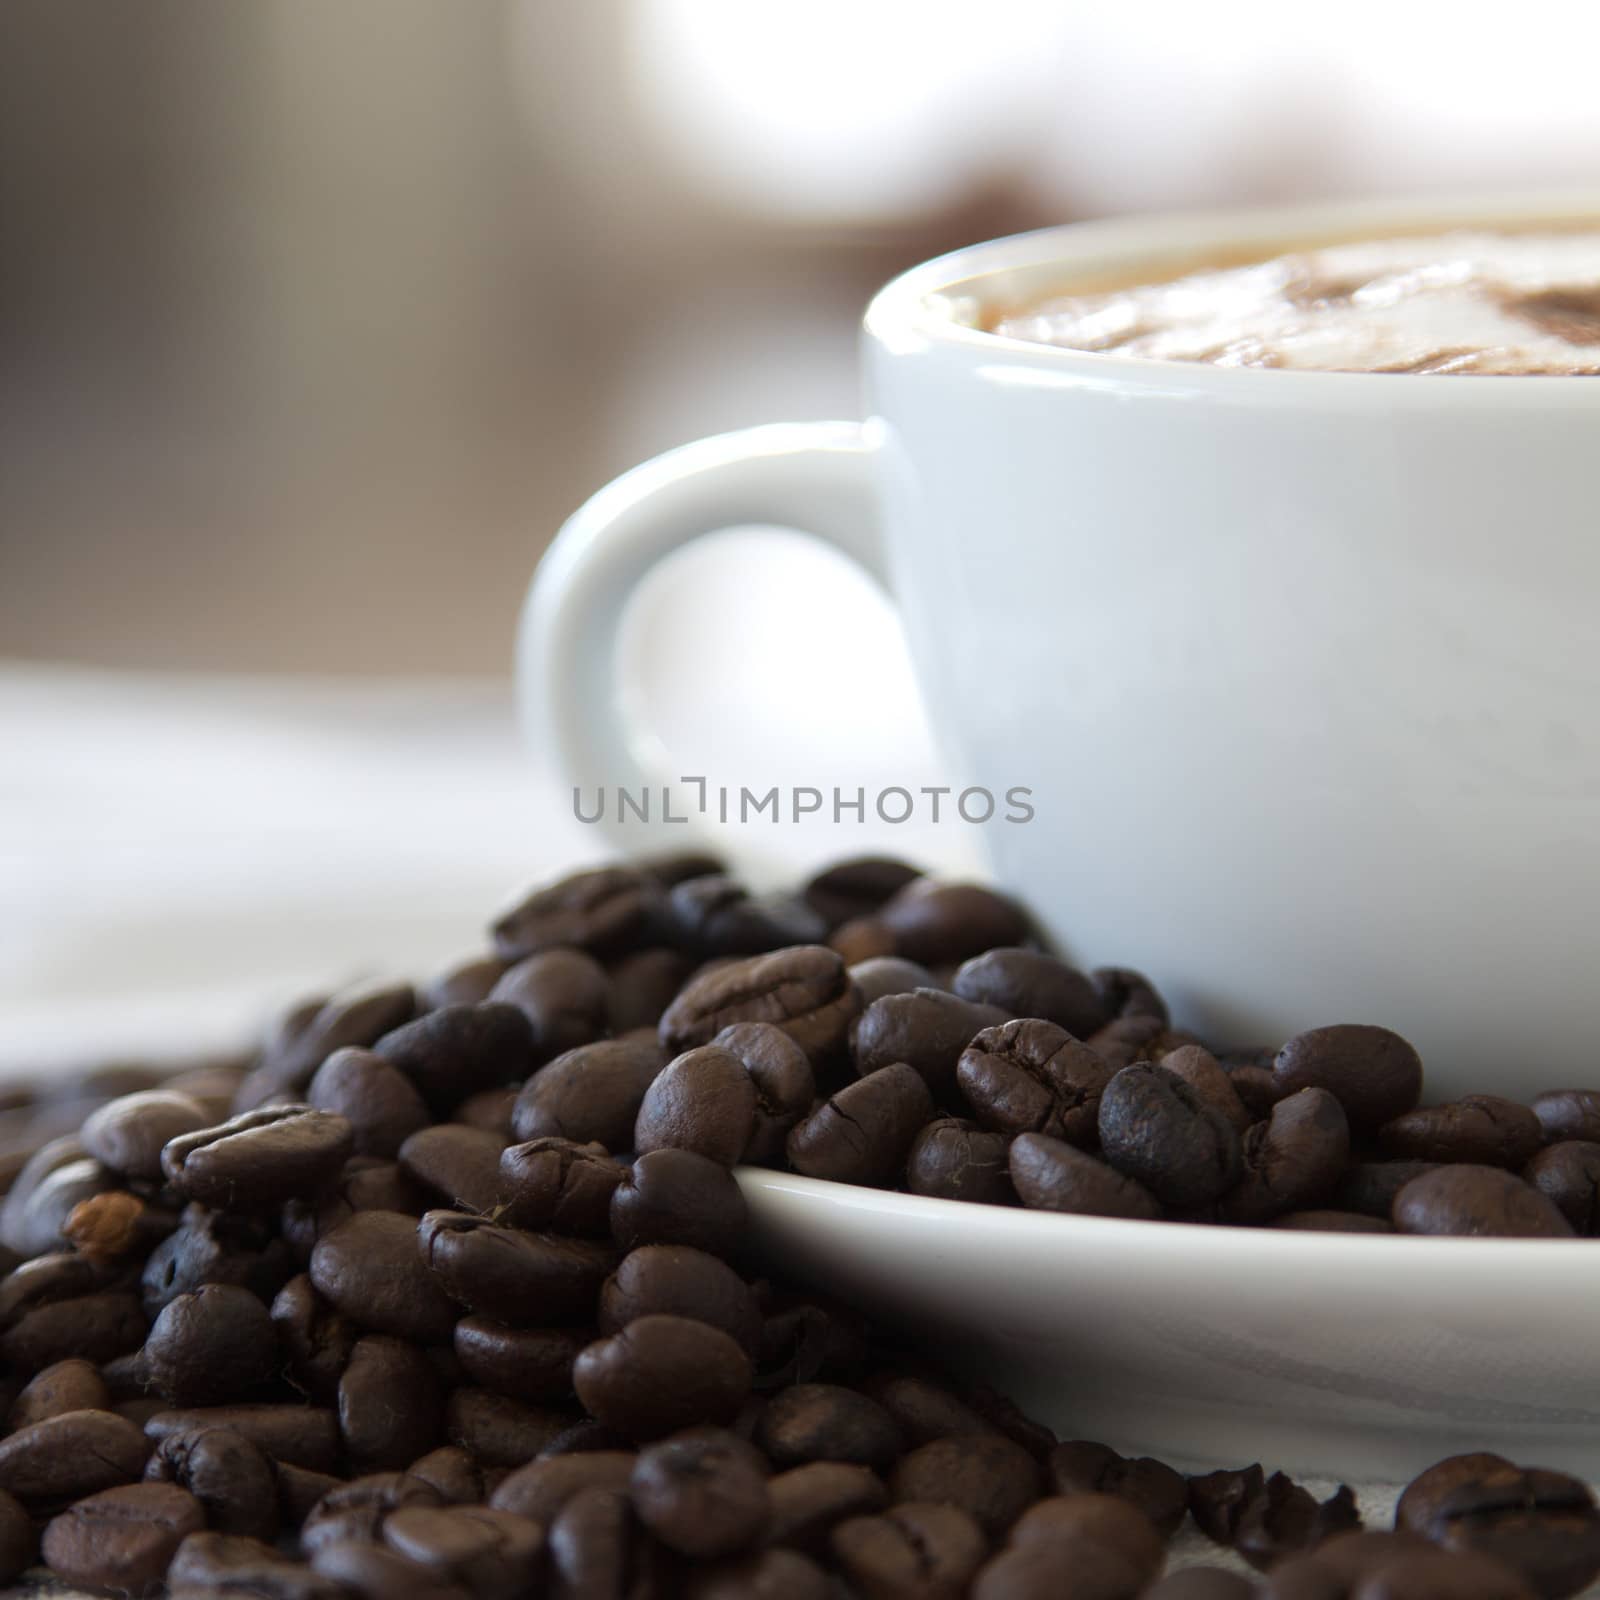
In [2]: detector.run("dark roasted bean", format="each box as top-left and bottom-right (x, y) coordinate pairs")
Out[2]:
(162, 1106), (354, 1210)
(42, 1481), (205, 1597)
(757, 1383), (901, 1471)
(489, 948), (611, 1064)
(488, 1451), (638, 1524)
(670, 875), (829, 956)
(766, 1461), (887, 1551)
(1188, 1464), (1266, 1545)
(307, 1049), (431, 1160)
(574, 1315), (752, 1440)
(905, 1117), (1016, 1205)
(252, 981), (417, 1104)
(511, 1035), (667, 1154)
(492, 865), (665, 962)
(382, 1504), (545, 1599)
(142, 1206), (293, 1318)
(418, 1210), (616, 1324)
(1217, 1088), (1350, 1226)
(634, 1045), (758, 1165)
(953, 948), (1109, 1036)
(757, 1297), (869, 1390)
(1272, 1023), (1423, 1126)
(1160, 1044), (1251, 1132)
(611, 1149), (747, 1258)
(856, 1371), (992, 1447)
(1009, 1131), (1162, 1220)
(147, 1404), (340, 1472)
(599, 1244), (761, 1354)
(310, 1537), (473, 1599)
(1011, 1493), (1164, 1586)
(406, 1446), (487, 1506)
(888, 1433), (1042, 1537)
(421, 955), (508, 1012)
(958, 1018), (1114, 1145)
(711, 1022), (816, 1166)
(271, 1274), (358, 1405)
(1531, 1089), (1600, 1146)
(802, 858), (924, 929)
(660, 945), (863, 1066)
(786, 1064), (934, 1188)
(498, 1138), (624, 1235)
(0, 1286), (146, 1374)
(1394, 1166), (1576, 1237)
(1098, 1062), (1242, 1209)
(81, 1090), (213, 1181)
(145, 1283), (277, 1405)
(1336, 1160), (1441, 1218)
(146, 1422), (280, 1540)
(630, 1427), (769, 1557)
(1047, 1439), (1188, 1536)
(1233, 1474), (1360, 1570)
(607, 948), (697, 1035)
(0, 1488), (33, 1584)
(454, 1318), (588, 1404)
(339, 1335), (446, 1469)
(855, 990), (1011, 1107)
(9, 1356), (110, 1427)
(299, 1470), (445, 1553)
(1379, 1096), (1544, 1169)
(446, 1386), (570, 1466)
(374, 1004), (535, 1115)
(309, 1210), (459, 1343)
(685, 1546), (832, 1598)
(0, 1408), (150, 1508)
(1523, 1141), (1600, 1234)
(848, 957), (941, 1007)
(544, 1485), (661, 1599)
(831, 1501), (987, 1600)
(398, 1124), (506, 1213)
(876, 881), (1031, 966)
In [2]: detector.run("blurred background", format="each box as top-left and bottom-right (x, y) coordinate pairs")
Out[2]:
(4, 0), (1599, 1060)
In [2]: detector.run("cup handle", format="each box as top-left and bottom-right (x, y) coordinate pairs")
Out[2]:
(517, 421), (887, 855)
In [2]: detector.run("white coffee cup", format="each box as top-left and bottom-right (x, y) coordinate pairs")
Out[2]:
(520, 192), (1600, 1094)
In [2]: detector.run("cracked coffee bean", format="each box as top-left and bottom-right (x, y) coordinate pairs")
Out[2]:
(958, 1019), (1114, 1145)
(491, 865), (664, 962)
(1217, 1088), (1350, 1226)
(855, 990), (1012, 1106)
(496, 1137), (623, 1235)
(905, 1117), (1016, 1205)
(786, 1064), (934, 1188)
(162, 1106), (354, 1210)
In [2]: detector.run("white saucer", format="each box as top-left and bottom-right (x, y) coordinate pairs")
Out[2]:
(737, 1168), (1600, 1481)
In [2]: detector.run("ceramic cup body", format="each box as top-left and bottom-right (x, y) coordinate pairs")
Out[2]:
(522, 193), (1600, 1093)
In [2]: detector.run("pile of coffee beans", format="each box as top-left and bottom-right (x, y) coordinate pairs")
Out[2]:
(0, 852), (1595, 1597)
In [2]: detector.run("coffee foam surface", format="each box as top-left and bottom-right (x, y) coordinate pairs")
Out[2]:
(990, 231), (1600, 373)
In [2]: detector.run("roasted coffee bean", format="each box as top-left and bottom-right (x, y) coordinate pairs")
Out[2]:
(1098, 1062), (1242, 1209)
(905, 1117), (1016, 1205)
(307, 1049), (431, 1160)
(830, 1501), (987, 1600)
(1088, 967), (1169, 1024)
(1309, 1527), (1435, 1583)
(81, 1090), (213, 1181)
(0, 1285), (146, 1373)
(492, 865), (665, 962)
(1218, 1088), (1350, 1226)
(1047, 1440), (1188, 1536)
(162, 1105), (354, 1210)
(406, 1446), (487, 1506)
(42, 1480), (204, 1597)
(607, 948), (697, 1035)
(1531, 1089), (1600, 1146)
(818, 913), (888, 965)
(1393, 1165), (1576, 1237)
(419, 1210), (616, 1324)
(963, 1382), (1058, 1463)
(6, 1153), (118, 1257)
(803, 858), (924, 929)
(544, 1485), (661, 1599)
(169, 1529), (346, 1599)
(1272, 1023), (1423, 1126)
(1336, 1160), (1441, 1219)
(489, 1451), (638, 1524)
(311, 1537), (473, 1599)
(0, 1248), (117, 1325)
(66, 1188), (172, 1265)
(0, 1488), (33, 1584)
(1233, 1473), (1360, 1570)
(511, 1035), (667, 1153)
(766, 1461), (887, 1550)
(711, 1023), (816, 1167)
(421, 955), (508, 1012)
(309, 1209), (459, 1343)
(1159, 1045), (1252, 1133)
(144, 1283), (277, 1405)
(876, 880), (1031, 966)
(453, 1318), (588, 1404)
(669, 875), (829, 956)
(455, 1087), (519, 1134)
(756, 1384), (901, 1471)
(1353, 1549), (1539, 1599)
(971, 1536), (1152, 1600)
(497, 1138), (625, 1236)
(1523, 1142), (1600, 1234)
(0, 1134), (91, 1251)
(9, 1355), (111, 1427)
(599, 1244), (761, 1354)
(1011, 1493), (1165, 1588)
(146, 1422), (280, 1540)
(611, 1148), (747, 1259)
(0, 1408), (149, 1508)
(1272, 1209), (1394, 1232)
(536, 1419), (634, 1458)
(684, 1546), (832, 1599)
(757, 1297), (869, 1391)
(399, 1124), (506, 1213)
(660, 945), (863, 1065)
(634, 1045), (759, 1166)
(957, 1018), (1114, 1146)
(1009, 1131), (1162, 1220)
(855, 1371), (990, 1447)
(382, 1505), (545, 1600)
(629, 1427), (769, 1557)
(848, 957), (940, 1008)
(276, 1461), (344, 1528)
(855, 990), (1011, 1106)
(272, 1274), (358, 1404)
(1379, 1096), (1544, 1169)
(1188, 1464), (1266, 1544)
(147, 1404), (340, 1472)
(1082, 1014), (1166, 1070)
(1402, 1455), (1600, 1599)
(953, 948), (1109, 1036)
(786, 1064), (934, 1187)
(574, 1315), (752, 1440)
(375, 1004), (535, 1115)
(299, 1470), (445, 1553)
(339, 1335), (446, 1469)
(489, 949), (610, 1066)
(1145, 1570), (1255, 1600)
(252, 981), (418, 1104)
(143, 1206), (293, 1318)
(888, 1432), (1042, 1537)
(337, 1155), (425, 1215)
(446, 1387), (570, 1466)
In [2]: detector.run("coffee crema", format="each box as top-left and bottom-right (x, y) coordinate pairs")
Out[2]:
(989, 230), (1600, 373)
